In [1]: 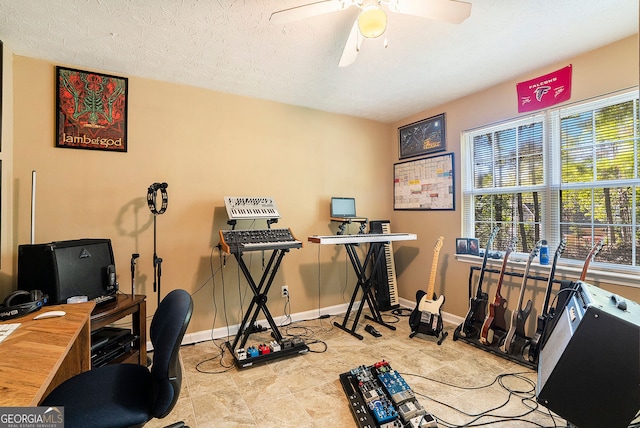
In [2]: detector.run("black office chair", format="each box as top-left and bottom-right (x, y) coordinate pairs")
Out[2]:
(42, 289), (193, 428)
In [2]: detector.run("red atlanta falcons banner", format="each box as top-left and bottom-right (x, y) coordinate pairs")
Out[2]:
(516, 65), (572, 113)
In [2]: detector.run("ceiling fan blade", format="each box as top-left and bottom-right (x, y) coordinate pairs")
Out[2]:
(270, 0), (347, 23)
(338, 19), (361, 67)
(391, 0), (472, 24)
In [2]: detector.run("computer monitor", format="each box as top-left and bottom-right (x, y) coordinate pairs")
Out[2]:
(330, 197), (357, 218)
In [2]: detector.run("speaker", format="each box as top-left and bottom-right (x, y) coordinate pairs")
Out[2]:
(537, 281), (640, 428)
(0, 289), (48, 320)
(18, 239), (117, 304)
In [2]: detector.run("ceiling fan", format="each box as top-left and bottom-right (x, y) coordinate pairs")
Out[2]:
(270, 0), (472, 67)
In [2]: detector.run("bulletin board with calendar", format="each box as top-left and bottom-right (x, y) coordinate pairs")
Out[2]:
(393, 153), (455, 211)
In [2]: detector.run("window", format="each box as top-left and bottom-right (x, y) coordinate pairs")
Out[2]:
(462, 89), (640, 272)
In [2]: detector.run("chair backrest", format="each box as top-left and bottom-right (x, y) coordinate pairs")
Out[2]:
(148, 289), (193, 418)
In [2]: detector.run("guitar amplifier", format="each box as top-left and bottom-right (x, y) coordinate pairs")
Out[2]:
(537, 281), (640, 428)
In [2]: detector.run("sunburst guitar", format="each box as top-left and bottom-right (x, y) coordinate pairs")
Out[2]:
(409, 236), (448, 345)
(479, 236), (517, 345)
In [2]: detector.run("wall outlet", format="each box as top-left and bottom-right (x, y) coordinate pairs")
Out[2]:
(281, 285), (289, 297)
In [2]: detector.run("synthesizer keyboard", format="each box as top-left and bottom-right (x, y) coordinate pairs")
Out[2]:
(219, 228), (302, 254)
(224, 196), (281, 220)
(308, 232), (417, 245)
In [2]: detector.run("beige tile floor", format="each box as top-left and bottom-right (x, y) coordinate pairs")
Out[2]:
(147, 312), (571, 428)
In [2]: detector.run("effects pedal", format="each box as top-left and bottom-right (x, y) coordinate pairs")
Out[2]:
(365, 324), (382, 337)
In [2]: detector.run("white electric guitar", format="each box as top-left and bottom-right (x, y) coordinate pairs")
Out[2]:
(409, 236), (448, 344)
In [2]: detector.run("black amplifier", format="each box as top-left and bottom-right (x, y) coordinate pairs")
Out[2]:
(537, 281), (640, 428)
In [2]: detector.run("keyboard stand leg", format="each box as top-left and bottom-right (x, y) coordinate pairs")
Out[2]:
(229, 249), (287, 353)
(333, 242), (396, 340)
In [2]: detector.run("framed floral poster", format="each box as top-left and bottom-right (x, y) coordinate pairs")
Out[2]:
(56, 66), (128, 152)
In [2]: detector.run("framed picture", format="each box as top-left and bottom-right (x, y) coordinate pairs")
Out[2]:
(467, 238), (479, 256)
(393, 152), (455, 211)
(398, 113), (445, 159)
(456, 238), (468, 254)
(56, 66), (128, 152)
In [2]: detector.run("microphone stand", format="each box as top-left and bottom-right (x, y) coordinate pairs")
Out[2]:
(147, 182), (168, 308)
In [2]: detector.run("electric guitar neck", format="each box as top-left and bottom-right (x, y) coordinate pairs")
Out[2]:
(500, 240), (541, 355)
(528, 237), (567, 363)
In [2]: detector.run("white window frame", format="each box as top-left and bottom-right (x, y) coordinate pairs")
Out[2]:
(460, 88), (640, 288)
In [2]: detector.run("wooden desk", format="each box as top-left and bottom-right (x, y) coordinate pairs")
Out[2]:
(0, 301), (95, 406)
(91, 294), (147, 366)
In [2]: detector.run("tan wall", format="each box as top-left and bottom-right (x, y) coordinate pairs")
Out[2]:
(6, 35), (639, 337)
(11, 56), (392, 333)
(0, 43), (14, 297)
(390, 35), (640, 328)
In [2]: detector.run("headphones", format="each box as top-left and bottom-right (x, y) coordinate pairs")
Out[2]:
(0, 289), (49, 321)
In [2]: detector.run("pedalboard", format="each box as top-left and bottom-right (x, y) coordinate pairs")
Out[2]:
(231, 336), (308, 369)
(340, 361), (437, 428)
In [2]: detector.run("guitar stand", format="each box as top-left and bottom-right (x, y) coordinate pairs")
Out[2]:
(225, 248), (309, 368)
(334, 241), (396, 340)
(410, 327), (448, 345)
(452, 265), (542, 370)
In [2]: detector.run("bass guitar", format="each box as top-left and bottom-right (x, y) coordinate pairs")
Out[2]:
(409, 236), (447, 344)
(459, 226), (500, 338)
(500, 240), (542, 355)
(528, 237), (567, 364)
(479, 236), (517, 345)
(580, 238), (604, 281)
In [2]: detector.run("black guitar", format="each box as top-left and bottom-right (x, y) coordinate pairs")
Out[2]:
(500, 240), (541, 356)
(459, 226), (499, 338)
(527, 237), (567, 364)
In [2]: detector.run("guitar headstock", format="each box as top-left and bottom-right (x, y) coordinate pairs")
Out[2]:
(591, 238), (605, 259)
(556, 237), (568, 256)
(506, 235), (518, 252)
(434, 236), (444, 253)
(529, 240), (543, 261)
(487, 226), (500, 248)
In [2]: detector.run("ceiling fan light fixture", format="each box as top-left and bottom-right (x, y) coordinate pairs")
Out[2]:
(358, 4), (387, 38)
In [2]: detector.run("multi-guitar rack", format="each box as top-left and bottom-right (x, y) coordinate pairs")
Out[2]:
(219, 196), (307, 368)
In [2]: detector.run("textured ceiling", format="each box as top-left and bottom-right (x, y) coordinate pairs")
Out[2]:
(0, 0), (637, 123)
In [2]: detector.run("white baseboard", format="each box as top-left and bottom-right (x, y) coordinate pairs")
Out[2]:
(148, 298), (464, 351)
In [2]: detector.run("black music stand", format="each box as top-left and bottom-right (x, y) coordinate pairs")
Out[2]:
(334, 240), (396, 340)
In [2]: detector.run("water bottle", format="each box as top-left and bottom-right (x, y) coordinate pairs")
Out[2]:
(539, 240), (549, 265)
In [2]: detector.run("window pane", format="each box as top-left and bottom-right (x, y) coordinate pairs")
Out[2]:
(560, 224), (598, 261)
(519, 153), (544, 185)
(561, 112), (593, 149)
(496, 157), (517, 187)
(560, 189), (593, 223)
(561, 146), (593, 183)
(596, 140), (634, 181)
(595, 100), (635, 143)
(495, 128), (516, 160)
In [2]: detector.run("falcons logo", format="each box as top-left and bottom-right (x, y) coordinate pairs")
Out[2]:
(534, 86), (551, 101)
